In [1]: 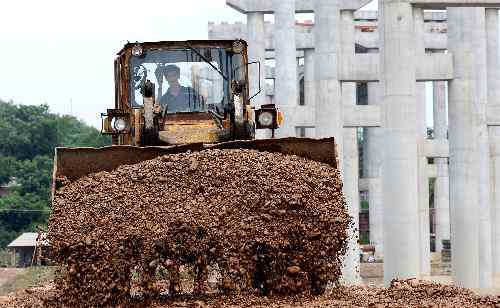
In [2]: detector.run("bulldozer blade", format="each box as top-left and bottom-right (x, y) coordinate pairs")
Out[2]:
(52, 137), (337, 200)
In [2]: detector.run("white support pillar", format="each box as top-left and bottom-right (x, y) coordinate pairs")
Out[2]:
(247, 12), (269, 139)
(340, 9), (361, 285)
(380, 0), (420, 286)
(448, 7), (491, 289)
(476, 8), (493, 289)
(486, 8), (500, 276)
(273, 0), (297, 137)
(414, 7), (431, 277)
(304, 49), (315, 109)
(366, 82), (384, 260)
(342, 82), (361, 285)
(314, 0), (342, 167)
(433, 80), (450, 254)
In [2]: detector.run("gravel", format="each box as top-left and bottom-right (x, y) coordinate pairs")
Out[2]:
(47, 149), (350, 306)
(4, 149), (496, 307)
(2, 279), (499, 307)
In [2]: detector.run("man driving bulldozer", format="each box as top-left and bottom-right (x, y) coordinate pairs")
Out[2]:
(159, 64), (204, 113)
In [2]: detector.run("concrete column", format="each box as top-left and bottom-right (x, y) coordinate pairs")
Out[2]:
(273, 0), (297, 137)
(380, 0), (420, 286)
(486, 8), (500, 276)
(366, 82), (384, 259)
(304, 49), (315, 109)
(448, 7), (491, 289)
(414, 7), (431, 277)
(476, 8), (493, 289)
(433, 80), (450, 254)
(247, 12), (269, 140)
(340, 9), (361, 285)
(342, 82), (361, 284)
(314, 0), (342, 168)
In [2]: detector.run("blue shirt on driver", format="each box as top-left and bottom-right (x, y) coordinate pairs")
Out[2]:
(159, 86), (203, 113)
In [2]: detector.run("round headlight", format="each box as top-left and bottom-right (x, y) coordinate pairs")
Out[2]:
(132, 43), (143, 57)
(258, 111), (274, 127)
(113, 118), (127, 132)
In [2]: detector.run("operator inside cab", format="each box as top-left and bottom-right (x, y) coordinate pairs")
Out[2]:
(159, 64), (204, 113)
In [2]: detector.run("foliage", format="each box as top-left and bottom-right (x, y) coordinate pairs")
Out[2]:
(360, 200), (369, 210)
(0, 156), (17, 186)
(359, 231), (370, 245)
(0, 248), (16, 267)
(0, 100), (111, 248)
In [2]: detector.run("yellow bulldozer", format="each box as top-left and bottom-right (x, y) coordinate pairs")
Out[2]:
(52, 39), (337, 195)
(47, 40), (341, 299)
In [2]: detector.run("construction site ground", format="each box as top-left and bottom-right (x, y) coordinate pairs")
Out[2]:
(1, 264), (500, 307)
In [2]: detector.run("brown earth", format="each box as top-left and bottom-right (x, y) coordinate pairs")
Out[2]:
(47, 149), (351, 306)
(1, 279), (499, 307)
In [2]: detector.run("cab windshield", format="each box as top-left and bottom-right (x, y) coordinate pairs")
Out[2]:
(130, 47), (239, 114)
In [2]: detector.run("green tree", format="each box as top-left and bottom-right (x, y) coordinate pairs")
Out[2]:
(0, 102), (58, 160)
(0, 156), (17, 186)
(0, 100), (110, 248)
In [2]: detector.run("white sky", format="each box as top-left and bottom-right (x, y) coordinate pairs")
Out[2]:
(0, 0), (383, 128)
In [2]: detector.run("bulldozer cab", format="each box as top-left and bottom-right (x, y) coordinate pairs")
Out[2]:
(101, 40), (274, 146)
(52, 40), (338, 199)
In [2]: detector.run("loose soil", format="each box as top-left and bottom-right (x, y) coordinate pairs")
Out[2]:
(48, 149), (350, 306)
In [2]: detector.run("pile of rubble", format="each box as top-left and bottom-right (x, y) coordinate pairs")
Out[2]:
(2, 279), (499, 307)
(47, 149), (350, 306)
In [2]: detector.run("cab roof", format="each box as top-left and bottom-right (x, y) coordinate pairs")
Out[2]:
(117, 40), (247, 56)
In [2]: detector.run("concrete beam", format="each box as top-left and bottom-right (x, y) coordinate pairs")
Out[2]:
(359, 178), (369, 191)
(428, 164), (438, 178)
(280, 104), (382, 128)
(357, 32), (447, 50)
(209, 23), (448, 51)
(265, 50), (304, 59)
(289, 105), (314, 127)
(343, 105), (382, 127)
(354, 10), (448, 21)
(226, 0), (372, 13)
(411, 0), (500, 9)
(421, 139), (450, 158)
(339, 53), (454, 81)
(488, 104), (500, 126)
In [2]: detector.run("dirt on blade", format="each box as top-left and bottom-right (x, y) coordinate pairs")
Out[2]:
(47, 149), (350, 306)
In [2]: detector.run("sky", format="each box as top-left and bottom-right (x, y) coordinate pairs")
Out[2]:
(0, 0), (385, 129)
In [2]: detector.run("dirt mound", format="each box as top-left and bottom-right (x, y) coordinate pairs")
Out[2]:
(48, 149), (350, 306)
(2, 280), (499, 308)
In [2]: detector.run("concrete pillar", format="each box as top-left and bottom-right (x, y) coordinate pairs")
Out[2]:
(340, 9), (361, 285)
(476, 8), (493, 289)
(486, 8), (500, 276)
(448, 7), (491, 289)
(414, 7), (431, 277)
(314, 0), (342, 169)
(433, 80), (450, 254)
(247, 12), (269, 140)
(366, 82), (384, 259)
(304, 49), (315, 109)
(273, 0), (297, 137)
(380, 0), (420, 286)
(342, 82), (361, 284)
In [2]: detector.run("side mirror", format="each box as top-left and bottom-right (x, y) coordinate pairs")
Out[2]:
(232, 61), (261, 100)
(247, 61), (262, 101)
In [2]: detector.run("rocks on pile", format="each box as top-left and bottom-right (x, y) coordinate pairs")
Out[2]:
(329, 279), (500, 308)
(48, 149), (350, 306)
(3, 279), (500, 308)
